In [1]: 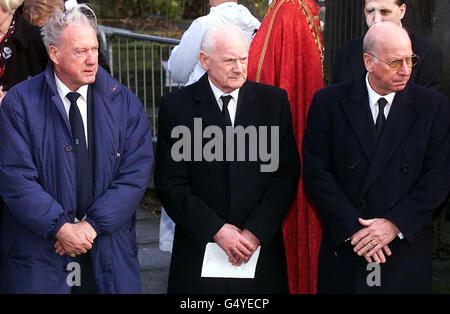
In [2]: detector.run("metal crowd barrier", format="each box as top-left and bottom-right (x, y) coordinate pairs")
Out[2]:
(98, 25), (183, 141)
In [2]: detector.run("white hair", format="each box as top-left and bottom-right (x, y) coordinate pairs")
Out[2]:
(200, 24), (247, 55)
(41, 3), (97, 51)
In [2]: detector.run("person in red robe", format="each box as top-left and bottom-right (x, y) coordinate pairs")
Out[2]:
(248, 0), (324, 294)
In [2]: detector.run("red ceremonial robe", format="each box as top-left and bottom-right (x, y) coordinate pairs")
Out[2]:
(248, 0), (324, 294)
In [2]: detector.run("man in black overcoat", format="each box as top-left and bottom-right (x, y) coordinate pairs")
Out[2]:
(303, 22), (449, 293)
(155, 24), (301, 293)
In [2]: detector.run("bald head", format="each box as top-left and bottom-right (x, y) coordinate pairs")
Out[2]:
(200, 23), (248, 56)
(363, 21), (410, 56)
(363, 22), (413, 95)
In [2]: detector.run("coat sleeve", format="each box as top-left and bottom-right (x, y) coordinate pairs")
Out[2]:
(241, 90), (301, 246)
(0, 93), (69, 239)
(302, 93), (363, 246)
(85, 92), (154, 235)
(154, 95), (226, 246)
(384, 97), (450, 243)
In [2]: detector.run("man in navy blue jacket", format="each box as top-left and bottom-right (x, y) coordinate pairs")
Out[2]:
(0, 5), (153, 293)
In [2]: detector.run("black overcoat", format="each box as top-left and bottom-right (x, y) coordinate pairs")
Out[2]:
(155, 74), (301, 293)
(302, 77), (450, 293)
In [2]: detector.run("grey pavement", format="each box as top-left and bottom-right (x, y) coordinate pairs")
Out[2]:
(136, 208), (170, 294)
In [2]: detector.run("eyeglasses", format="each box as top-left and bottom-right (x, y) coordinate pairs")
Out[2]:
(367, 53), (420, 70)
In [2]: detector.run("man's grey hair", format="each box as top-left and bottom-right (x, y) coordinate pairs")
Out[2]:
(41, 4), (98, 51)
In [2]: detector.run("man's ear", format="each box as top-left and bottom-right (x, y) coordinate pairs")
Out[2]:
(199, 51), (209, 72)
(363, 52), (374, 73)
(48, 45), (59, 65)
(399, 4), (406, 20)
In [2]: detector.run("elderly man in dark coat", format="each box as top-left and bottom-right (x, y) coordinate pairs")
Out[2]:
(155, 24), (301, 293)
(303, 22), (449, 293)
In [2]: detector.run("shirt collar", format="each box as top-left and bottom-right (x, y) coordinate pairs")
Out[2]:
(54, 71), (88, 103)
(365, 73), (396, 108)
(208, 77), (240, 105)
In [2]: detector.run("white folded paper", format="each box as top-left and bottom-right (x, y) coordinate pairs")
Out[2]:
(201, 242), (261, 279)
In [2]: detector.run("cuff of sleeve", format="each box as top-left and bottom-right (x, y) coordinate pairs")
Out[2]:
(48, 213), (70, 239)
(85, 216), (101, 236)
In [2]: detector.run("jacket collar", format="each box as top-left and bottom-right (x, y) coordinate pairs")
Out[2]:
(341, 75), (378, 160)
(44, 61), (122, 100)
(193, 73), (261, 129)
(44, 62), (122, 134)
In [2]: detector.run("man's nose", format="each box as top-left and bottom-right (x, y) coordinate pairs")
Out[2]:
(398, 59), (411, 75)
(86, 50), (97, 64)
(233, 60), (243, 73)
(373, 12), (383, 24)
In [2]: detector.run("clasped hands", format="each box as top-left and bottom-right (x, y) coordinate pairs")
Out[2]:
(213, 223), (260, 267)
(54, 221), (97, 258)
(350, 218), (399, 264)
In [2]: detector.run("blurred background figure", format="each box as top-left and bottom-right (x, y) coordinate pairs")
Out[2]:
(332, 0), (442, 90)
(168, 0), (260, 86)
(248, 0), (324, 294)
(0, 0), (48, 102)
(22, 0), (109, 71)
(63, 0), (88, 11)
(0, 0), (48, 272)
(22, 0), (64, 27)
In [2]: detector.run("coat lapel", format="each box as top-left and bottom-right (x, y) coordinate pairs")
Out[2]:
(361, 83), (417, 195)
(91, 70), (122, 198)
(44, 64), (72, 137)
(234, 80), (262, 129)
(193, 74), (225, 128)
(341, 77), (378, 161)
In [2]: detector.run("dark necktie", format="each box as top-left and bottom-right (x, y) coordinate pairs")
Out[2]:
(67, 92), (91, 220)
(221, 95), (232, 126)
(375, 97), (388, 135)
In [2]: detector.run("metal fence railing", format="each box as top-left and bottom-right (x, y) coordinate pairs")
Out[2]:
(98, 25), (183, 141)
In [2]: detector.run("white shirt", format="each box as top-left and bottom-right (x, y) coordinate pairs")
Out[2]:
(54, 72), (89, 148)
(365, 73), (404, 240)
(168, 2), (260, 85)
(365, 73), (396, 123)
(208, 77), (239, 127)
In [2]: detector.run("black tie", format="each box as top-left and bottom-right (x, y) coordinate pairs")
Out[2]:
(221, 95), (232, 126)
(67, 92), (91, 220)
(375, 97), (388, 135)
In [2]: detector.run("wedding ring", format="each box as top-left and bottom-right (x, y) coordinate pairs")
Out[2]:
(369, 240), (375, 248)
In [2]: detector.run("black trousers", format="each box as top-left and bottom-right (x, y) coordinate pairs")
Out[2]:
(71, 252), (97, 294)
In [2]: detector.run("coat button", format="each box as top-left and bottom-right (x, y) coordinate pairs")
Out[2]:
(400, 163), (408, 173)
(68, 210), (74, 216)
(65, 145), (73, 152)
(348, 161), (357, 170)
(359, 200), (368, 209)
(389, 201), (397, 209)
